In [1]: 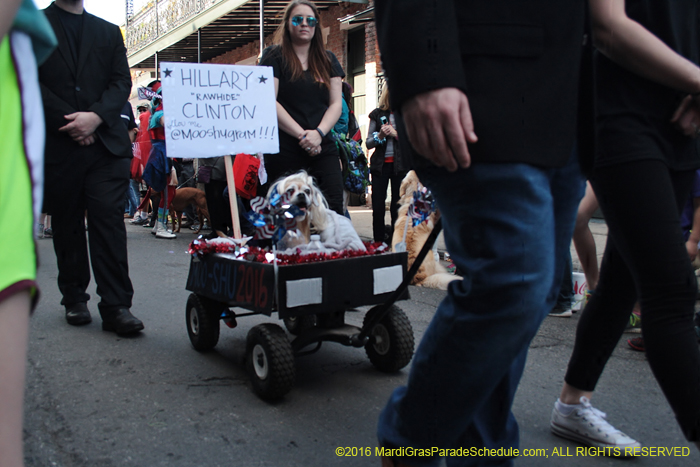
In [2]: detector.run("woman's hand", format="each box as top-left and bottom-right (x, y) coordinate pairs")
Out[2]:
(379, 123), (397, 139)
(298, 129), (323, 155)
(671, 95), (700, 138)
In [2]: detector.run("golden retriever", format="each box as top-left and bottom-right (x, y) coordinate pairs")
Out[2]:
(391, 171), (461, 290)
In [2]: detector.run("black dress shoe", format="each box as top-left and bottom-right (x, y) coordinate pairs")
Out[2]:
(65, 303), (92, 326)
(101, 308), (144, 336)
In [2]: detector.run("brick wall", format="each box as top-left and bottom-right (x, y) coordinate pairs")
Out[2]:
(320, 3), (365, 72)
(206, 2), (367, 71)
(365, 15), (380, 70)
(208, 38), (272, 65)
(203, 2), (381, 133)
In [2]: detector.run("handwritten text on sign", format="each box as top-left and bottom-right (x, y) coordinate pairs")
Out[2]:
(160, 62), (279, 158)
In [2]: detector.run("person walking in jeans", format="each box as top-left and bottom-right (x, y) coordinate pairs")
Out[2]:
(374, 1), (589, 465)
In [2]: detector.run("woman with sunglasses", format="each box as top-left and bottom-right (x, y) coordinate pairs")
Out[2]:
(259, 0), (345, 214)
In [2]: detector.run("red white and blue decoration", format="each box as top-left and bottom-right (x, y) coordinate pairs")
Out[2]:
(245, 186), (304, 245)
(188, 237), (389, 265)
(408, 187), (436, 226)
(137, 86), (162, 101)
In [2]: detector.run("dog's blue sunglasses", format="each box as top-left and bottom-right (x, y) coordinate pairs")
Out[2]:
(291, 15), (317, 27)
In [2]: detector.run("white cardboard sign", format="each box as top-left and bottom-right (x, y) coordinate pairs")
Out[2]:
(159, 62), (279, 158)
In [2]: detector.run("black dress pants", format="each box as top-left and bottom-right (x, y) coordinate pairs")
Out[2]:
(45, 143), (133, 314)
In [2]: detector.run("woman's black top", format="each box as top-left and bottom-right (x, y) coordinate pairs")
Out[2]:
(594, 0), (700, 171)
(260, 45), (345, 143)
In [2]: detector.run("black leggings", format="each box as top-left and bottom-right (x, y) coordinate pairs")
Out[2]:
(371, 164), (406, 243)
(565, 159), (700, 440)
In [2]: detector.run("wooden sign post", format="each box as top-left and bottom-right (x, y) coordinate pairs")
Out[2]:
(224, 155), (242, 238)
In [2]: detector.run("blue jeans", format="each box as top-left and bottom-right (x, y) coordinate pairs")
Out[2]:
(125, 179), (140, 217)
(377, 152), (584, 466)
(556, 248), (574, 309)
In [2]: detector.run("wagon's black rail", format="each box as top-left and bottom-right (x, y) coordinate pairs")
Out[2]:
(351, 218), (443, 347)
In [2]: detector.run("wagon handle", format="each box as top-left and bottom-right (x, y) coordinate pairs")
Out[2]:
(351, 218), (443, 347)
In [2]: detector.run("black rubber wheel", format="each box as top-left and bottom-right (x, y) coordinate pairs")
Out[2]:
(186, 293), (221, 351)
(283, 314), (316, 335)
(246, 324), (296, 400)
(363, 305), (415, 372)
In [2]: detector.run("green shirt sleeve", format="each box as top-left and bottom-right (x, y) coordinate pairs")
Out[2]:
(12, 0), (57, 64)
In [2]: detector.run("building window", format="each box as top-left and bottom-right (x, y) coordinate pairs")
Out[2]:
(347, 27), (365, 116)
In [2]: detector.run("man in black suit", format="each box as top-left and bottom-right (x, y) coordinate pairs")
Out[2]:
(374, 1), (588, 465)
(39, 0), (143, 335)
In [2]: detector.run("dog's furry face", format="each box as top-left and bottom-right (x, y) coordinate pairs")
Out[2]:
(271, 173), (318, 213)
(268, 171), (329, 237)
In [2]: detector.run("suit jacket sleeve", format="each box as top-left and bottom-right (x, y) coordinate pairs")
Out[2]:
(374, 0), (467, 111)
(88, 24), (131, 131)
(40, 82), (76, 134)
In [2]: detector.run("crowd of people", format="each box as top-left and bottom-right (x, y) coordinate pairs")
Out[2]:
(3, 0), (700, 466)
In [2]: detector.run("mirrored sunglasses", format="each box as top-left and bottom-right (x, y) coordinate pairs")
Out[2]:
(291, 15), (317, 27)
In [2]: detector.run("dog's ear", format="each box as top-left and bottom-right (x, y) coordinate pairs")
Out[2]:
(399, 171), (414, 199)
(303, 174), (320, 207)
(306, 179), (330, 231)
(311, 183), (328, 209)
(310, 185), (321, 207)
(267, 178), (281, 199)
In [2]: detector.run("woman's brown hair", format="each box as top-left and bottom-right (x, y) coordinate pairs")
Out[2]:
(273, 0), (332, 89)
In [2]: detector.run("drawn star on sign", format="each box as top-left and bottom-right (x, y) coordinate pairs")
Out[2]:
(258, 75), (268, 84)
(162, 68), (173, 78)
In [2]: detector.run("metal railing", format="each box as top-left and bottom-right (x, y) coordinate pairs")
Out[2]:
(125, 0), (222, 56)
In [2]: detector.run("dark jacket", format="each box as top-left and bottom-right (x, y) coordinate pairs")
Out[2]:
(39, 3), (132, 161)
(200, 156), (227, 182)
(366, 108), (410, 173)
(375, 0), (588, 169)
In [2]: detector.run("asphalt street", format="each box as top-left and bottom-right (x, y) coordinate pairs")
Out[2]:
(22, 208), (699, 466)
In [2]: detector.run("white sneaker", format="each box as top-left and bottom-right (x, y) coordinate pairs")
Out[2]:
(551, 397), (641, 456)
(155, 221), (176, 239)
(548, 305), (573, 317)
